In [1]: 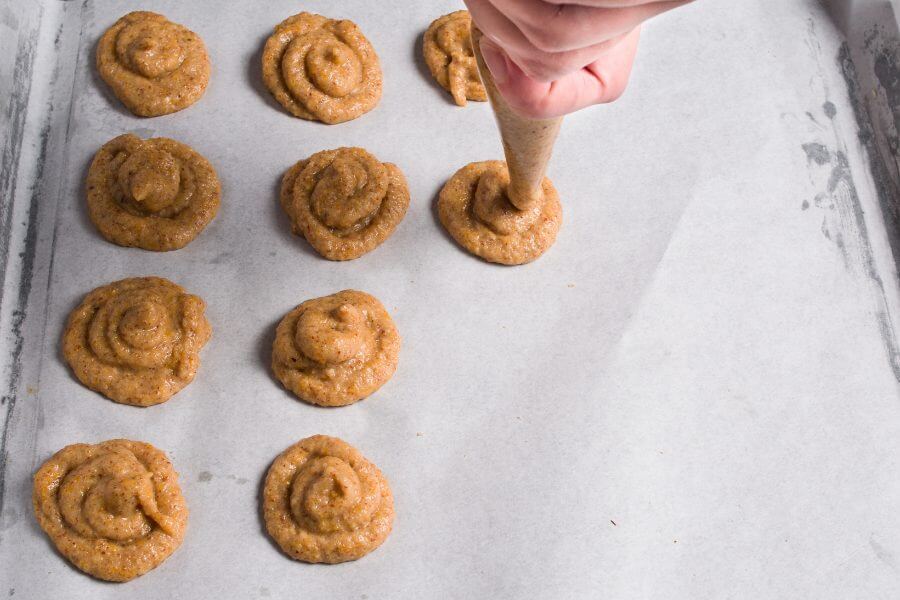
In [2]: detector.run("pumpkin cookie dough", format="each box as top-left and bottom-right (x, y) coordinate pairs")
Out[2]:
(280, 147), (409, 260)
(87, 134), (220, 251)
(97, 11), (210, 117)
(262, 12), (382, 124)
(63, 277), (211, 407)
(438, 160), (562, 265)
(32, 439), (188, 582)
(263, 435), (394, 563)
(423, 11), (486, 106)
(272, 290), (399, 407)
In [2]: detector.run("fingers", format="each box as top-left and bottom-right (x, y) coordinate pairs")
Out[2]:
(465, 0), (544, 55)
(479, 28), (641, 119)
(466, 0), (631, 82)
(506, 34), (629, 82)
(490, 0), (687, 52)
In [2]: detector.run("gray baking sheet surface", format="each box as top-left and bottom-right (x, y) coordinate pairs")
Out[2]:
(3, 0), (900, 598)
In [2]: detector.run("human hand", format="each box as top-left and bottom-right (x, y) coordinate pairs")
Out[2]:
(463, 0), (692, 118)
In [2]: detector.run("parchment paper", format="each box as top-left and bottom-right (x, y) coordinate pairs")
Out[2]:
(3, 1), (900, 598)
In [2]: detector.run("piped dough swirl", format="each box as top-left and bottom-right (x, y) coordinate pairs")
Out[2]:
(63, 277), (211, 407)
(281, 147), (409, 260)
(32, 439), (188, 582)
(96, 11), (210, 117)
(262, 12), (382, 124)
(263, 435), (394, 563)
(423, 11), (486, 106)
(87, 134), (220, 251)
(438, 160), (562, 265)
(272, 290), (399, 407)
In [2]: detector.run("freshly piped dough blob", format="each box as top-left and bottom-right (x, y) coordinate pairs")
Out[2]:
(438, 160), (562, 265)
(423, 11), (486, 106)
(32, 439), (188, 582)
(63, 277), (212, 407)
(96, 11), (210, 117)
(280, 147), (409, 261)
(263, 435), (394, 563)
(87, 134), (220, 251)
(262, 12), (382, 124)
(272, 290), (399, 407)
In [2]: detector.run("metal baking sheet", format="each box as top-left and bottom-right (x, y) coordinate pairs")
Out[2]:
(2, 0), (900, 597)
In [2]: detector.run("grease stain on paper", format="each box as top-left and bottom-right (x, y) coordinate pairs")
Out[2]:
(870, 536), (898, 570)
(198, 471), (248, 485)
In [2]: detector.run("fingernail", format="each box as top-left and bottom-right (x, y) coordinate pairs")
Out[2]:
(479, 39), (510, 86)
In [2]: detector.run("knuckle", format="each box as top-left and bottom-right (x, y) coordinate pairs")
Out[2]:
(599, 77), (628, 103)
(605, 85), (627, 103)
(515, 56), (558, 82)
(514, 52), (573, 82)
(520, 23), (570, 53)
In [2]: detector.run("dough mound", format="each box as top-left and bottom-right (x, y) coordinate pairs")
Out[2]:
(63, 277), (211, 407)
(438, 160), (562, 265)
(281, 147), (409, 260)
(262, 12), (382, 124)
(263, 435), (394, 563)
(423, 11), (486, 106)
(87, 134), (220, 251)
(32, 439), (188, 582)
(96, 11), (210, 117)
(272, 290), (399, 407)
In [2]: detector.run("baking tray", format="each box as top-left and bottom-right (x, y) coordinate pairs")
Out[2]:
(2, 0), (900, 597)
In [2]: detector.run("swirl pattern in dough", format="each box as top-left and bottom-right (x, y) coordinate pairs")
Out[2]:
(263, 435), (394, 563)
(87, 134), (220, 251)
(281, 147), (409, 260)
(32, 439), (188, 582)
(96, 11), (210, 117)
(63, 277), (212, 407)
(423, 11), (486, 106)
(272, 290), (399, 407)
(262, 13), (382, 124)
(438, 160), (562, 265)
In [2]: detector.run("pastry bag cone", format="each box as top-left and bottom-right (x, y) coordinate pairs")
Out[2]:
(470, 25), (563, 211)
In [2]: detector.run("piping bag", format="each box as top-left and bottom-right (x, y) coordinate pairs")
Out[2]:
(470, 25), (563, 211)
